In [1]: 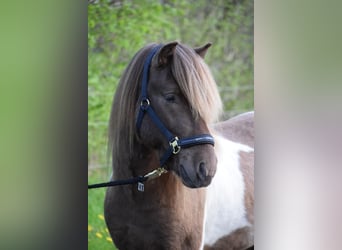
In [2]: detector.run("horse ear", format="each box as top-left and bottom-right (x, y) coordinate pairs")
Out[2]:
(158, 41), (178, 66)
(194, 43), (212, 59)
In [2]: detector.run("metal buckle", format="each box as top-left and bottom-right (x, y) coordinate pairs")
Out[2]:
(137, 182), (144, 192)
(144, 167), (168, 180)
(169, 137), (181, 154)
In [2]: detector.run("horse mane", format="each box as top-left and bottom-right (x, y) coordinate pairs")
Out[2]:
(108, 42), (222, 166)
(170, 43), (222, 123)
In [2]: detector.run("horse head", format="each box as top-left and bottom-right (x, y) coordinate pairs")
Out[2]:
(137, 42), (222, 188)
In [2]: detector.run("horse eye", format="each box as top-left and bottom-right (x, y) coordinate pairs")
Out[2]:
(165, 94), (176, 103)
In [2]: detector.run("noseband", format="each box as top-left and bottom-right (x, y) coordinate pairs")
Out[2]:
(136, 45), (215, 169)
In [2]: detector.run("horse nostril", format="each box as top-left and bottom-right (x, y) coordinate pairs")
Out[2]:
(198, 162), (208, 180)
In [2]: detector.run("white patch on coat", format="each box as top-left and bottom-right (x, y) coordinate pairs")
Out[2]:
(202, 135), (253, 247)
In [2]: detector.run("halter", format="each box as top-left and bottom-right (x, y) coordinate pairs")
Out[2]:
(88, 45), (215, 192)
(136, 45), (215, 170)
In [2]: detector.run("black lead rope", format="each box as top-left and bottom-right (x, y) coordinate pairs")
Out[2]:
(88, 176), (147, 190)
(88, 167), (168, 191)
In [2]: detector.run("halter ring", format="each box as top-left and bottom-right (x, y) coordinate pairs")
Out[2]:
(140, 98), (150, 110)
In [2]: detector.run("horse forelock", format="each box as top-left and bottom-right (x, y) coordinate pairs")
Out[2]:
(171, 44), (223, 124)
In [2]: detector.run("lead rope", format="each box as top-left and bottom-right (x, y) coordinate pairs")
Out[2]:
(88, 167), (167, 191)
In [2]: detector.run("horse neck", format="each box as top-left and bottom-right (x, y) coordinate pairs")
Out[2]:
(111, 139), (207, 247)
(112, 139), (157, 178)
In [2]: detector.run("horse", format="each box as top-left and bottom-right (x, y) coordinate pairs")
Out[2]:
(104, 41), (254, 250)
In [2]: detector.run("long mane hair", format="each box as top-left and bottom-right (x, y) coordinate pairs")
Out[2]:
(108, 42), (222, 168)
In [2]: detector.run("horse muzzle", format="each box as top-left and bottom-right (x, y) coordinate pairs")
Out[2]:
(179, 159), (216, 188)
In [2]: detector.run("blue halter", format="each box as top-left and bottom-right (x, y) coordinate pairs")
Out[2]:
(136, 45), (215, 167)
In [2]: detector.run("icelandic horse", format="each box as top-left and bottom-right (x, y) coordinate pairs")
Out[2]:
(104, 41), (254, 250)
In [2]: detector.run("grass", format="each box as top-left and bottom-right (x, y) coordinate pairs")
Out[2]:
(88, 168), (118, 250)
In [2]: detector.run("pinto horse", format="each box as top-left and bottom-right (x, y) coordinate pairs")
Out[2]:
(104, 41), (254, 250)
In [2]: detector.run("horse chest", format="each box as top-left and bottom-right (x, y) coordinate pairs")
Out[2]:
(105, 188), (204, 250)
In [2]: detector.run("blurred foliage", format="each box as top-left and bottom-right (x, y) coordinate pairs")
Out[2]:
(88, 0), (253, 167)
(88, 169), (117, 250)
